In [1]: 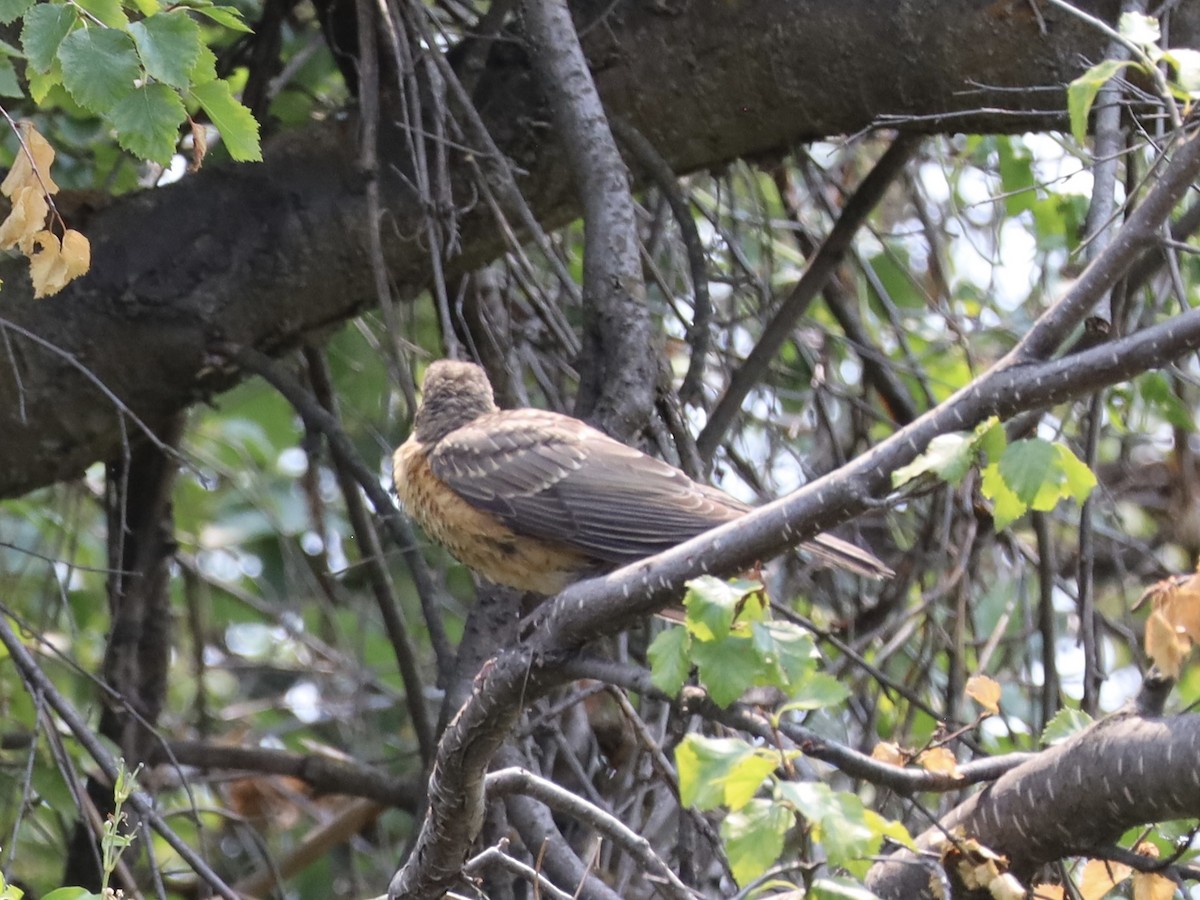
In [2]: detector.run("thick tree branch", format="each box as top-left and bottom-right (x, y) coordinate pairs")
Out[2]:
(0, 0), (1196, 498)
(865, 712), (1200, 898)
(388, 130), (1200, 891)
(522, 0), (653, 434)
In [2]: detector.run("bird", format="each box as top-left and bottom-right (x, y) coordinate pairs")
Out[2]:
(392, 360), (892, 595)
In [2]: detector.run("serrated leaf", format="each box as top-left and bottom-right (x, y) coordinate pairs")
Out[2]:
(676, 735), (759, 810)
(1040, 706), (1093, 745)
(980, 462), (1026, 529)
(108, 82), (184, 163)
(692, 632), (755, 707)
(1068, 59), (1134, 145)
(21, 3), (77, 73)
(684, 575), (741, 641)
(721, 798), (791, 886)
(130, 11), (200, 88)
(58, 27), (139, 113)
(1053, 443), (1096, 503)
(188, 3), (251, 31)
(189, 77), (261, 161)
(722, 752), (778, 809)
(778, 672), (850, 712)
(75, 0), (126, 27)
(777, 780), (878, 868)
(0, 57), (22, 97)
(0, 0), (32, 26)
(647, 625), (690, 697)
(189, 41), (216, 83)
(997, 438), (1057, 505)
(892, 431), (975, 488)
(975, 416), (1007, 463)
(751, 620), (817, 685)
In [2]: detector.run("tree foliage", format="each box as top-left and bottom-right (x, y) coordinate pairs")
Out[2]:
(0, 1), (1199, 899)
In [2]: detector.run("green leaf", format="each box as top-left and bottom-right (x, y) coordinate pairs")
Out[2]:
(26, 62), (60, 103)
(130, 11), (200, 88)
(0, 0), (32, 26)
(1138, 371), (1195, 430)
(892, 431), (975, 488)
(750, 620), (816, 687)
(676, 735), (761, 811)
(75, 0), (127, 28)
(809, 877), (884, 899)
(1067, 58), (1132, 145)
(980, 462), (1025, 529)
(1053, 443), (1096, 504)
(189, 77), (261, 161)
(647, 625), (690, 697)
(778, 672), (851, 712)
(190, 41), (217, 83)
(997, 438), (1057, 505)
(776, 780), (877, 868)
(975, 416), (1007, 463)
(724, 752), (779, 810)
(187, 2), (251, 31)
(864, 809), (915, 850)
(21, 2), (77, 72)
(0, 57), (22, 97)
(42, 889), (100, 900)
(996, 136), (1035, 216)
(1041, 706), (1093, 745)
(108, 82), (185, 164)
(684, 575), (742, 641)
(58, 27), (139, 113)
(721, 798), (791, 886)
(692, 632), (755, 707)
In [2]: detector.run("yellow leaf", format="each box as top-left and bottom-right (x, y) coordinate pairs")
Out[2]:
(1, 121), (58, 198)
(1032, 884), (1066, 899)
(1132, 843), (1173, 900)
(871, 741), (906, 766)
(1145, 608), (1190, 678)
(1156, 572), (1200, 644)
(989, 872), (1025, 900)
(60, 229), (90, 281)
(29, 230), (67, 299)
(1078, 857), (1131, 899)
(966, 674), (1002, 715)
(0, 185), (48, 252)
(918, 746), (961, 778)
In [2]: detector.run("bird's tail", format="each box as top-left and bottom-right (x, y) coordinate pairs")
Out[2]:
(801, 533), (893, 579)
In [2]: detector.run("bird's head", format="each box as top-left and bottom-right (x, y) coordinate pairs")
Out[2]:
(412, 360), (499, 443)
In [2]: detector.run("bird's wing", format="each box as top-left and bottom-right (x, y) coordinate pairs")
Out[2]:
(426, 409), (748, 565)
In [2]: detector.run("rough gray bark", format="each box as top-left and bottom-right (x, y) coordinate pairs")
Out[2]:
(0, 0), (1195, 498)
(866, 713), (1200, 899)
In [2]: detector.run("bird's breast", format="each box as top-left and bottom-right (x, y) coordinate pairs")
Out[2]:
(393, 438), (595, 595)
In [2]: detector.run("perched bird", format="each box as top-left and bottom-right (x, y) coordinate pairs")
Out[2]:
(392, 360), (892, 595)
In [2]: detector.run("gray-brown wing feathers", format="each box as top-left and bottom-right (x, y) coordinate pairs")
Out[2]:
(427, 409), (747, 564)
(428, 408), (892, 578)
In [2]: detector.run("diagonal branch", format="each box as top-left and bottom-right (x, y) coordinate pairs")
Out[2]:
(387, 125), (1200, 899)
